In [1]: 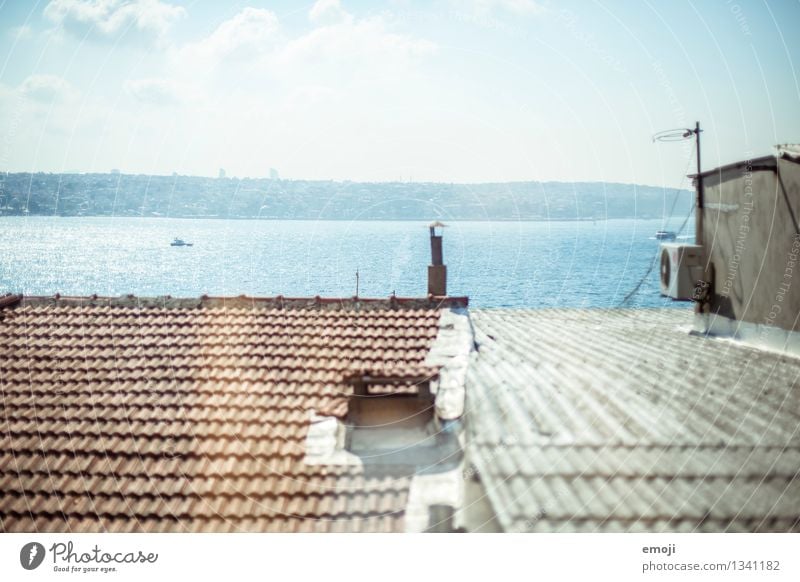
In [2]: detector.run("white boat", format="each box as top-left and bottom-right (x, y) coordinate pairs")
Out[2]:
(655, 230), (677, 241)
(170, 238), (193, 247)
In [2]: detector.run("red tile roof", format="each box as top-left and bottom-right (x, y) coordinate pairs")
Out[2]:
(0, 294), (465, 532)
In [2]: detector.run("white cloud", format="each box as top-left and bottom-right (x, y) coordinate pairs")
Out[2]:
(456, 0), (544, 17)
(178, 7), (279, 64)
(277, 15), (436, 70)
(309, 0), (350, 25)
(175, 7), (435, 82)
(9, 25), (34, 40)
(19, 74), (75, 103)
(124, 77), (188, 105)
(43, 0), (186, 40)
(494, 0), (543, 14)
(283, 85), (341, 109)
(31, 5), (439, 179)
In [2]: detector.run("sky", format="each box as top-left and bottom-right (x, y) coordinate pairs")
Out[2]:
(0, 0), (798, 187)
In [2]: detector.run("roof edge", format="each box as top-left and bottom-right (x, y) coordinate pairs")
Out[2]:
(688, 154), (776, 182)
(3, 293), (469, 310)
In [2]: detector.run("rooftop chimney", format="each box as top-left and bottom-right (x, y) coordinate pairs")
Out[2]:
(428, 221), (447, 296)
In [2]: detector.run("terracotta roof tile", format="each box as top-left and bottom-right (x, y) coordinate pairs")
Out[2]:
(0, 297), (448, 532)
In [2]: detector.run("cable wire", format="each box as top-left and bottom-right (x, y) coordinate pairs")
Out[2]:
(619, 142), (696, 307)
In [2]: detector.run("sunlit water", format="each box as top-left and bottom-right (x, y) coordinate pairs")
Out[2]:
(0, 217), (693, 308)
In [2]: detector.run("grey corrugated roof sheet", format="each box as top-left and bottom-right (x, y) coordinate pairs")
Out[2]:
(466, 308), (800, 533)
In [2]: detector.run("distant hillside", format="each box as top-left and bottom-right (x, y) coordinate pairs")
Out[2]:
(0, 173), (693, 221)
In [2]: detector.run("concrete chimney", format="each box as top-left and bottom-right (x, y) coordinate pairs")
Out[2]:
(428, 221), (447, 296)
(426, 504), (455, 533)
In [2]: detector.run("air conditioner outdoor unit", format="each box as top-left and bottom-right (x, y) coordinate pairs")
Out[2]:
(659, 243), (703, 300)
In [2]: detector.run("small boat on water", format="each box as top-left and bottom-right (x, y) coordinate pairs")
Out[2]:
(170, 238), (193, 247)
(655, 230), (677, 241)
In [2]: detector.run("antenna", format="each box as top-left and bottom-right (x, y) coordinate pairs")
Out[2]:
(355, 268), (359, 298)
(619, 123), (702, 307)
(653, 128), (694, 142)
(653, 121), (703, 245)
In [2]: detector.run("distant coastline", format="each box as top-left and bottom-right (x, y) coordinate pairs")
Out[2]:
(0, 172), (693, 222)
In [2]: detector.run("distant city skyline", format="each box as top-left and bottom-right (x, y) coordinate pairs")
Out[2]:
(1, 0), (798, 188)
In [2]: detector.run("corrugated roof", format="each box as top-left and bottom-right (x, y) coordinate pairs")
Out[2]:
(0, 295), (460, 532)
(466, 308), (800, 532)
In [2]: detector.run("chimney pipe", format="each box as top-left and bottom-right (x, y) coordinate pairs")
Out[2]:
(426, 504), (455, 533)
(428, 222), (447, 296)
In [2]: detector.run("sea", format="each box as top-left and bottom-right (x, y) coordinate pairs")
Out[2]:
(0, 217), (694, 309)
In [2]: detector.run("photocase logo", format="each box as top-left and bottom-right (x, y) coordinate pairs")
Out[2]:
(20, 542), (46, 570)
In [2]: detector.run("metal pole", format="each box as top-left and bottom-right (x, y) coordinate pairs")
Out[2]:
(695, 121), (703, 246)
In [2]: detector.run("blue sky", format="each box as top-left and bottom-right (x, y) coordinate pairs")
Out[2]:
(1, 0), (798, 187)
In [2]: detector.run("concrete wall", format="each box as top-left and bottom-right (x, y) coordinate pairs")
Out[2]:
(456, 476), (503, 532)
(700, 154), (800, 334)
